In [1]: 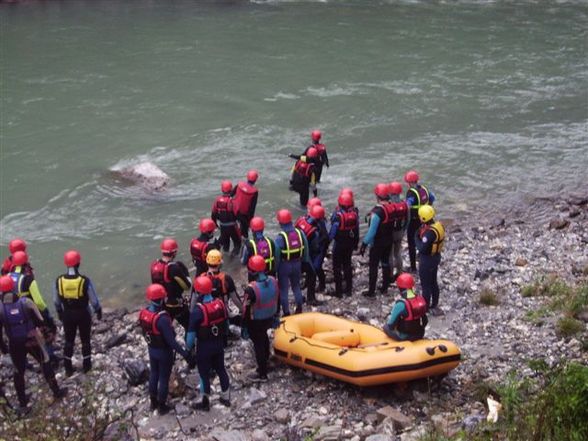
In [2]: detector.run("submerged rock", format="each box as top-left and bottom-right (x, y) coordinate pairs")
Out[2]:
(113, 161), (170, 191)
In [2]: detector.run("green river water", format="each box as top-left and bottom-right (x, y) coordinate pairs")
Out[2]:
(1, 0), (587, 306)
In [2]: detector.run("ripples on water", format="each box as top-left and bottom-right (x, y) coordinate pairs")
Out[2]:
(1, 0), (587, 304)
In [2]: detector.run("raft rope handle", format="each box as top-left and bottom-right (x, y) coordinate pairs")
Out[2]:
(426, 344), (448, 356)
(280, 321), (404, 354)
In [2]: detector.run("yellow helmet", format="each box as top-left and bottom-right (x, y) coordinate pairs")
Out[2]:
(206, 249), (223, 266)
(418, 205), (435, 223)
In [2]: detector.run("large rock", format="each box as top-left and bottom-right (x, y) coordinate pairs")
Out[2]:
(315, 425), (342, 441)
(113, 161), (170, 191)
(211, 430), (249, 441)
(376, 406), (413, 430)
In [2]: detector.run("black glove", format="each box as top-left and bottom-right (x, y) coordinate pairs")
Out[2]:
(186, 352), (197, 370)
(359, 243), (367, 256)
(288, 153), (297, 159)
(95, 307), (103, 321)
(312, 188), (318, 197)
(42, 312), (57, 333)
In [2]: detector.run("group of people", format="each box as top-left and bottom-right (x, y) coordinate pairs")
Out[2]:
(0, 130), (446, 415)
(0, 240), (102, 412)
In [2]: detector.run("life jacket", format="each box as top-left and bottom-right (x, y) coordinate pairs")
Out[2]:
(293, 160), (313, 179)
(245, 277), (278, 320)
(8, 271), (28, 297)
(213, 195), (236, 224)
(378, 201), (408, 230)
(279, 229), (304, 261)
(370, 204), (395, 243)
(397, 291), (428, 337)
(138, 308), (168, 348)
(196, 298), (227, 340)
(233, 181), (258, 215)
(57, 275), (88, 309)
(190, 239), (209, 264)
(294, 216), (317, 241)
(419, 221), (446, 255)
(150, 260), (170, 285)
(337, 209), (358, 232)
(407, 185), (430, 216)
(201, 272), (229, 299)
(314, 143), (326, 157)
(2, 297), (34, 342)
(248, 237), (275, 272)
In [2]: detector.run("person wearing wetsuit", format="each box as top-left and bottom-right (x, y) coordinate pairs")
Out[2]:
(404, 170), (435, 272)
(197, 249), (242, 346)
(241, 256), (279, 382)
(416, 205), (445, 316)
(0, 275), (67, 411)
(289, 149), (318, 207)
(139, 284), (193, 415)
(329, 191), (360, 297)
(274, 209), (311, 315)
(360, 184), (395, 297)
(231, 170), (259, 240)
(190, 218), (220, 276)
(150, 238), (191, 330)
(186, 276), (230, 411)
(383, 273), (428, 341)
(8, 251), (58, 366)
(212, 180), (241, 256)
(387, 181), (410, 282)
(54, 250), (102, 376)
(294, 205), (328, 306)
(240, 216), (276, 281)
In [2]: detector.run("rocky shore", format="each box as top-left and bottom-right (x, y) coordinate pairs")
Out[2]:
(1, 193), (587, 441)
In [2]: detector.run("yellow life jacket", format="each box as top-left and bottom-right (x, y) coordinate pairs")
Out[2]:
(430, 221), (445, 255)
(58, 276), (86, 300)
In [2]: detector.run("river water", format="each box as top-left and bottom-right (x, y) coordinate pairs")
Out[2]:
(1, 0), (587, 306)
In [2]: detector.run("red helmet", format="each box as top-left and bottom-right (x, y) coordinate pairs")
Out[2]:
(250, 216), (265, 232)
(12, 251), (28, 266)
(199, 218), (216, 234)
(396, 273), (415, 289)
(160, 238), (178, 255)
(374, 183), (389, 198)
(146, 283), (167, 301)
(306, 147), (318, 159)
(340, 187), (354, 198)
(311, 130), (322, 142)
(338, 193), (353, 208)
(248, 255), (266, 273)
(404, 170), (419, 184)
(194, 276), (213, 295)
(64, 250), (81, 267)
(247, 170), (259, 183)
(221, 180), (233, 193)
(276, 209), (292, 224)
(310, 205), (325, 220)
(389, 181), (403, 195)
(307, 197), (322, 210)
(0, 275), (14, 293)
(9, 239), (27, 254)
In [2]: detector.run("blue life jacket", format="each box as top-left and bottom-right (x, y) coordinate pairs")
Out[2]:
(2, 298), (34, 342)
(248, 277), (278, 320)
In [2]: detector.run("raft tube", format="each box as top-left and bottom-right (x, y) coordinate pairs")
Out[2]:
(273, 312), (461, 387)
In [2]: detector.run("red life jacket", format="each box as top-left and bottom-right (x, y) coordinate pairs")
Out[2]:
(314, 143), (326, 156)
(378, 201), (408, 229)
(150, 260), (170, 284)
(213, 195), (236, 223)
(138, 309), (168, 348)
(1, 257), (12, 276)
(294, 160), (313, 178)
(233, 181), (258, 215)
(337, 209), (358, 231)
(197, 298), (228, 340)
(397, 293), (427, 337)
(190, 239), (208, 264)
(295, 216), (317, 240)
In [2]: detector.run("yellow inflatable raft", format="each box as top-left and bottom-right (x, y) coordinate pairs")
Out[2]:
(273, 312), (461, 387)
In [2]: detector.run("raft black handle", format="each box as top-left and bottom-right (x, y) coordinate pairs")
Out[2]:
(338, 349), (348, 356)
(426, 344), (448, 356)
(289, 337), (297, 343)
